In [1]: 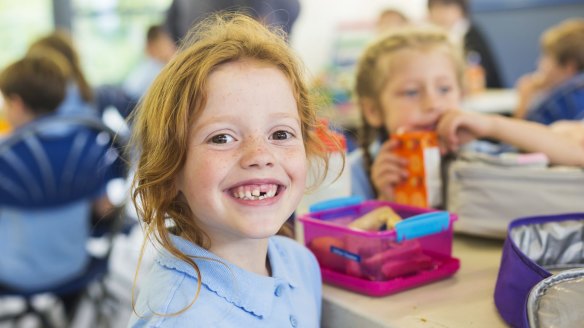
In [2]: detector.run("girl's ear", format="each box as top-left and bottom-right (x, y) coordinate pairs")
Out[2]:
(359, 98), (384, 128)
(5, 95), (25, 112)
(563, 59), (578, 76)
(4, 95), (33, 128)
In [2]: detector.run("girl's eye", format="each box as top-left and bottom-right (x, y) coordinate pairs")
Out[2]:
(438, 86), (452, 94)
(271, 130), (294, 140)
(402, 89), (419, 98)
(209, 134), (235, 144)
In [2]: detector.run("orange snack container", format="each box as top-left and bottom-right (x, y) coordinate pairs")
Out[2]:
(391, 131), (442, 208)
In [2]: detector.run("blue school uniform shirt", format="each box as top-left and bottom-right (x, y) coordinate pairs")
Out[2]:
(526, 73), (584, 124)
(349, 141), (380, 200)
(128, 234), (322, 328)
(57, 83), (98, 118)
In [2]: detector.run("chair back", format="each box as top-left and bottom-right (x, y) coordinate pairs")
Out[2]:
(0, 115), (126, 291)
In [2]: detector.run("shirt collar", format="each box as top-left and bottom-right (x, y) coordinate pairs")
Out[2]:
(155, 234), (296, 318)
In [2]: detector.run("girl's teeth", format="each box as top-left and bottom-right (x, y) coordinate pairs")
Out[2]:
(232, 184), (279, 200)
(267, 187), (276, 198)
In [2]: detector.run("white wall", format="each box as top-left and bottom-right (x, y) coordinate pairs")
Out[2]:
(289, 0), (427, 76)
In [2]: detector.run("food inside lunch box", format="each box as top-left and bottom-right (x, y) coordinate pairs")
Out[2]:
(307, 206), (435, 281)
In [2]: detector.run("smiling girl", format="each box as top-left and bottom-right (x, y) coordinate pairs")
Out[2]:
(128, 13), (335, 327)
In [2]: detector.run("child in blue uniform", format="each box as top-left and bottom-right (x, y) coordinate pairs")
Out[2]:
(128, 13), (335, 327)
(515, 19), (584, 123)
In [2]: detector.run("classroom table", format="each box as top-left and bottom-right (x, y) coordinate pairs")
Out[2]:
(462, 89), (518, 115)
(320, 234), (509, 328)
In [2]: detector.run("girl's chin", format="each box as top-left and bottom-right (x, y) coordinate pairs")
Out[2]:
(240, 223), (286, 240)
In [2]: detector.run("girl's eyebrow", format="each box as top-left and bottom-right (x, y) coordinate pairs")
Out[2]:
(435, 75), (457, 82)
(195, 114), (237, 129)
(195, 112), (300, 129)
(268, 112), (301, 125)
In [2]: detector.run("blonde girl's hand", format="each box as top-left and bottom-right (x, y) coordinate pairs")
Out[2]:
(436, 110), (494, 153)
(550, 120), (584, 148)
(370, 139), (408, 201)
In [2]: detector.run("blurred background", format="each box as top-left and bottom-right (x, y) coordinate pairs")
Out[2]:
(0, 0), (170, 86)
(1, 1), (584, 327)
(1, 0), (583, 87)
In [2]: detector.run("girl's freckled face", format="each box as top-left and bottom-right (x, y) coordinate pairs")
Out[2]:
(176, 59), (307, 244)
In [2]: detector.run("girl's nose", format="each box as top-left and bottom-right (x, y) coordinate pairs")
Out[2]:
(422, 91), (442, 114)
(239, 137), (275, 169)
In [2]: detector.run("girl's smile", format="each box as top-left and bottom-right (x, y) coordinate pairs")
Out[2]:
(227, 180), (285, 203)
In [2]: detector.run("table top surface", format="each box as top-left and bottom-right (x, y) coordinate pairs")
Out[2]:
(321, 234), (509, 328)
(461, 89), (518, 115)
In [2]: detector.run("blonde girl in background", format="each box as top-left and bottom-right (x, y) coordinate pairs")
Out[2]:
(128, 13), (335, 327)
(349, 27), (464, 201)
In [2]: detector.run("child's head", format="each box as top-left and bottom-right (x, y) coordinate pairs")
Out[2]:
(427, 0), (469, 30)
(537, 18), (584, 88)
(355, 26), (464, 145)
(0, 52), (68, 128)
(145, 24), (176, 63)
(131, 13), (332, 252)
(28, 30), (93, 103)
(376, 8), (409, 34)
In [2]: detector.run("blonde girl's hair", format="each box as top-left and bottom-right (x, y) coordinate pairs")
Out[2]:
(130, 12), (336, 316)
(354, 26), (464, 197)
(28, 30), (93, 103)
(541, 18), (584, 72)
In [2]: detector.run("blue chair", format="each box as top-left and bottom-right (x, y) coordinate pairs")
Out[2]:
(0, 115), (128, 327)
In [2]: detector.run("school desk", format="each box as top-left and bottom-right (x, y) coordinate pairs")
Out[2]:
(462, 89), (517, 115)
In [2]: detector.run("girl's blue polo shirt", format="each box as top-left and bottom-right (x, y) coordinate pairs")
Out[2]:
(129, 234), (322, 327)
(349, 141), (380, 200)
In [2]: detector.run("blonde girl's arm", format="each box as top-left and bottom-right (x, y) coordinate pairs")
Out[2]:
(550, 120), (584, 148)
(438, 111), (584, 166)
